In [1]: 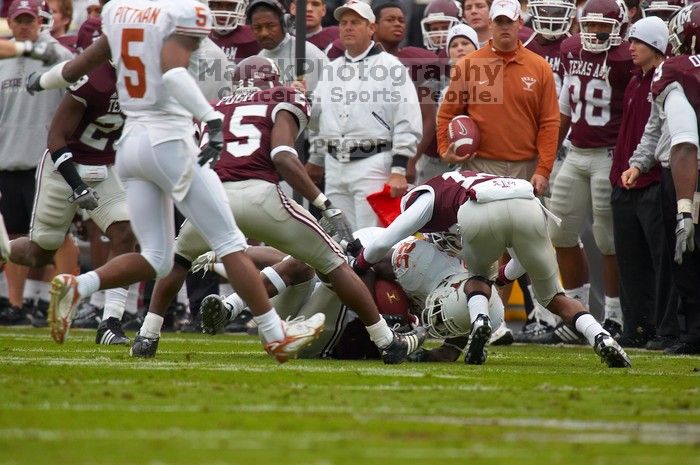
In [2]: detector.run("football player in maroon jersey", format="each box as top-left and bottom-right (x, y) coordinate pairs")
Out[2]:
(353, 170), (632, 367)
(208, 0), (262, 62)
(147, 56), (428, 364)
(289, 0), (339, 51)
(4, 21), (138, 345)
(548, 0), (633, 340)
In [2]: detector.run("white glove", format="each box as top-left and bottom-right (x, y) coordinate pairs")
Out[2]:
(191, 251), (217, 274)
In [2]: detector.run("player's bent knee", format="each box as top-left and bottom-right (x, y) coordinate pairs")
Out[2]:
(592, 224), (615, 255)
(142, 251), (174, 279)
(31, 234), (64, 254)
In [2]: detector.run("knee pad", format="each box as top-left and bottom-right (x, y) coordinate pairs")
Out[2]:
(141, 249), (174, 279)
(30, 232), (63, 252)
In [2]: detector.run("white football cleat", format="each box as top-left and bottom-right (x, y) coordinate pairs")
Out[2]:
(49, 274), (81, 344)
(489, 320), (514, 346)
(264, 313), (325, 363)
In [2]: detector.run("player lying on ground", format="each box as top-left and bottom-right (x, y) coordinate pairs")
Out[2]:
(140, 56), (426, 364)
(352, 170), (632, 367)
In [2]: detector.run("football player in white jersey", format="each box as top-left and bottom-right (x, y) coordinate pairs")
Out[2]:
(26, 0), (323, 363)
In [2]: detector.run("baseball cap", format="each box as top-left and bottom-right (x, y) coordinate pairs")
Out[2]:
(489, 0), (521, 20)
(334, 0), (376, 23)
(8, 0), (39, 20)
(628, 16), (668, 55)
(447, 23), (480, 50)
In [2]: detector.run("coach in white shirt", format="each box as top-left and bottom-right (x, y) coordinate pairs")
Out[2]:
(306, 0), (422, 231)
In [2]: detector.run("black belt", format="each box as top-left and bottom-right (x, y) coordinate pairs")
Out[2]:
(327, 141), (391, 162)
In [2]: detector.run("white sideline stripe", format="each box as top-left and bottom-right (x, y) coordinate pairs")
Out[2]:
(0, 416), (697, 446)
(2, 355), (699, 380)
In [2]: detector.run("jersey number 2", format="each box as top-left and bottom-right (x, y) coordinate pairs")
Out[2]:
(121, 28), (146, 98)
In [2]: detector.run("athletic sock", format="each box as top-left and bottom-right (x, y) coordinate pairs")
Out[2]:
(76, 271), (100, 298)
(365, 318), (394, 349)
(253, 309), (284, 343)
(102, 287), (128, 321)
(139, 312), (164, 339)
(574, 313), (608, 346)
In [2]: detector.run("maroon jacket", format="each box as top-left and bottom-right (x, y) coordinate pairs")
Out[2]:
(610, 68), (660, 189)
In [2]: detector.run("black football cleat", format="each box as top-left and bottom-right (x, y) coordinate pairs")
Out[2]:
(0, 306), (31, 325)
(96, 317), (130, 345)
(602, 319), (623, 341)
(381, 326), (428, 365)
(594, 333), (632, 368)
(130, 334), (159, 358)
(465, 314), (492, 365)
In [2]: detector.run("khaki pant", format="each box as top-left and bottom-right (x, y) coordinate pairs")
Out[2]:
(462, 157), (537, 180)
(175, 179), (345, 275)
(458, 198), (563, 306)
(30, 151), (129, 250)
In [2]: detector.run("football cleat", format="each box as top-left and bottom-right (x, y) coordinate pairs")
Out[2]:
(594, 333), (632, 368)
(96, 317), (130, 345)
(71, 302), (102, 328)
(0, 306), (31, 326)
(30, 299), (49, 328)
(489, 320), (514, 346)
(200, 294), (232, 335)
(513, 319), (553, 343)
(264, 313), (325, 364)
(130, 334), (159, 358)
(529, 321), (586, 345)
(48, 274), (81, 344)
(381, 326), (428, 365)
(465, 314), (492, 365)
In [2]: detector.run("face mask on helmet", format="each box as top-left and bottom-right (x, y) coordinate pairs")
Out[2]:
(579, 0), (628, 52)
(642, 0), (685, 24)
(421, 14), (462, 50)
(528, 0), (576, 39)
(39, 0), (54, 34)
(423, 232), (462, 257)
(667, 3), (700, 55)
(211, 0), (248, 34)
(422, 274), (471, 338)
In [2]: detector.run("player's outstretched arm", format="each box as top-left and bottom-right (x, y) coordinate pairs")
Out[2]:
(46, 93), (99, 210)
(26, 36), (110, 93)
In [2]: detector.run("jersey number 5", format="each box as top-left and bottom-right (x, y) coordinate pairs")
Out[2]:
(121, 28), (146, 98)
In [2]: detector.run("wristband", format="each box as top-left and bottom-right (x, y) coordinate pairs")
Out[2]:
(39, 61), (72, 89)
(312, 193), (331, 210)
(15, 41), (31, 57)
(270, 145), (298, 159)
(51, 147), (73, 168)
(390, 166), (407, 176)
(678, 198), (693, 214)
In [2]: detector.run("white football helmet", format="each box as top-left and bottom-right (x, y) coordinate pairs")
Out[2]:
(423, 232), (462, 257)
(210, 0), (248, 34)
(422, 273), (471, 338)
(528, 0), (577, 39)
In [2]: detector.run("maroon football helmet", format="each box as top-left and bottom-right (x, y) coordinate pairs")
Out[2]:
(76, 16), (103, 51)
(642, 0), (687, 24)
(668, 2), (700, 54)
(38, 0), (53, 33)
(421, 0), (463, 50)
(579, 0), (629, 52)
(232, 56), (281, 90)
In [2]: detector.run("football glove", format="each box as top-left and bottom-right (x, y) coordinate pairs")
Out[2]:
(69, 185), (99, 210)
(28, 37), (61, 65)
(191, 251), (217, 275)
(26, 71), (44, 95)
(198, 118), (224, 167)
(674, 213), (695, 265)
(322, 208), (354, 246)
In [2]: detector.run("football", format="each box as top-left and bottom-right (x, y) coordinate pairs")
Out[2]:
(448, 115), (480, 158)
(373, 278), (411, 325)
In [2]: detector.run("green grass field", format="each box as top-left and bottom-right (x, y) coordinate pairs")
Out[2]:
(1, 326), (699, 465)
